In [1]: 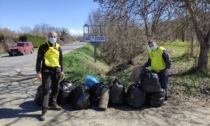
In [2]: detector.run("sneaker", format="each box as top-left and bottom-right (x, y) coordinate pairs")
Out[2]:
(50, 102), (62, 110)
(163, 100), (168, 105)
(162, 96), (168, 105)
(40, 108), (47, 121)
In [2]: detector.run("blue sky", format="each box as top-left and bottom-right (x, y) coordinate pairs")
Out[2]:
(0, 0), (99, 35)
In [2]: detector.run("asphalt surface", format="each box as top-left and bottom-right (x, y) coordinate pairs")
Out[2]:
(0, 41), (87, 125)
(0, 42), (86, 68)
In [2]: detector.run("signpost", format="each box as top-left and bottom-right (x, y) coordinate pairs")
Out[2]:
(84, 36), (106, 42)
(83, 24), (107, 62)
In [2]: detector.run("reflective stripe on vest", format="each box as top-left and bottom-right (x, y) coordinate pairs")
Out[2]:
(44, 42), (61, 68)
(149, 46), (166, 72)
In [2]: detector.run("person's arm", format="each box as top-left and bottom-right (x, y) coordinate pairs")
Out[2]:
(59, 47), (64, 72)
(162, 49), (171, 76)
(59, 47), (64, 78)
(162, 50), (171, 69)
(36, 45), (44, 73)
(144, 58), (151, 67)
(36, 45), (44, 81)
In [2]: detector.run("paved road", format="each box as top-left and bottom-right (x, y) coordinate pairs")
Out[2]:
(0, 41), (85, 68)
(0, 41), (86, 89)
(0, 41), (210, 126)
(0, 41), (87, 125)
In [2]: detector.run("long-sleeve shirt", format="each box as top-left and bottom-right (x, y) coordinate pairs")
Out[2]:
(144, 48), (171, 70)
(36, 42), (63, 73)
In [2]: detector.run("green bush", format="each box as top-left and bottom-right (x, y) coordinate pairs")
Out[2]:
(19, 34), (46, 48)
(0, 34), (4, 41)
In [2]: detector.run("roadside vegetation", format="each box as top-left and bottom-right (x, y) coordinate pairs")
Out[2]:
(160, 42), (210, 98)
(64, 41), (210, 100)
(63, 43), (110, 83)
(0, 23), (77, 53)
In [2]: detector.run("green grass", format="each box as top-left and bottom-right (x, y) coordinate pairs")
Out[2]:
(160, 41), (197, 72)
(63, 41), (210, 98)
(105, 41), (210, 97)
(108, 41), (196, 88)
(63, 43), (110, 84)
(158, 41), (209, 97)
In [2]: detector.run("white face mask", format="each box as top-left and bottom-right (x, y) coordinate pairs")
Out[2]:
(49, 38), (57, 44)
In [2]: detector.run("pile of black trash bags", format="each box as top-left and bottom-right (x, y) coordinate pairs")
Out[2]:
(35, 69), (165, 110)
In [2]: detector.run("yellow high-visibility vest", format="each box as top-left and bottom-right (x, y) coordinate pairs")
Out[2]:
(149, 46), (166, 72)
(44, 42), (61, 68)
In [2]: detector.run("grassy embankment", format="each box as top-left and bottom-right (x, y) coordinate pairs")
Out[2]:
(63, 43), (110, 84)
(64, 42), (210, 98)
(161, 42), (209, 98)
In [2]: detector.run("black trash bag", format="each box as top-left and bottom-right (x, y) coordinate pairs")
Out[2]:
(34, 85), (43, 106)
(126, 84), (146, 108)
(146, 89), (165, 107)
(34, 85), (52, 106)
(71, 84), (90, 110)
(140, 68), (161, 93)
(90, 83), (105, 105)
(57, 79), (74, 104)
(109, 79), (125, 105)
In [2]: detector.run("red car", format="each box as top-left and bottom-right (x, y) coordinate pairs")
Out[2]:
(7, 42), (34, 56)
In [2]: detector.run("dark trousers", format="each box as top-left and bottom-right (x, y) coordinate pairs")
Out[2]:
(157, 71), (168, 97)
(42, 72), (60, 109)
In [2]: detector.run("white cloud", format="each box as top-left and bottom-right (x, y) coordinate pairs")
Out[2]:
(69, 29), (83, 36)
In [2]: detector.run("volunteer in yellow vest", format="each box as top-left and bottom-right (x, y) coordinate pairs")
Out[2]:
(143, 39), (171, 101)
(36, 31), (64, 121)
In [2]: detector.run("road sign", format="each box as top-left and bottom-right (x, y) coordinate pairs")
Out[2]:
(83, 24), (107, 62)
(85, 36), (106, 42)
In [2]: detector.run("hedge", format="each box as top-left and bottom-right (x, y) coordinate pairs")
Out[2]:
(19, 34), (46, 48)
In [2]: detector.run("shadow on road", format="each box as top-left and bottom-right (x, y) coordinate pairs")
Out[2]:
(0, 100), (40, 119)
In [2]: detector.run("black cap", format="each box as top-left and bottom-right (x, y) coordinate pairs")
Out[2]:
(148, 39), (154, 43)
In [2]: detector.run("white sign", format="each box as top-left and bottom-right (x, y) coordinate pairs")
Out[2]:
(85, 36), (106, 42)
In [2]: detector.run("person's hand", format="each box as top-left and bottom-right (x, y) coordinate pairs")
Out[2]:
(37, 73), (42, 81)
(60, 72), (65, 79)
(165, 69), (169, 76)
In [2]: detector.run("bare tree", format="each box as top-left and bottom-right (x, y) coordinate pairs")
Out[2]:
(94, 0), (210, 70)
(86, 9), (145, 64)
(0, 28), (16, 50)
(94, 0), (172, 40)
(60, 28), (69, 41)
(20, 26), (32, 34)
(32, 23), (51, 37)
(174, 0), (210, 70)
